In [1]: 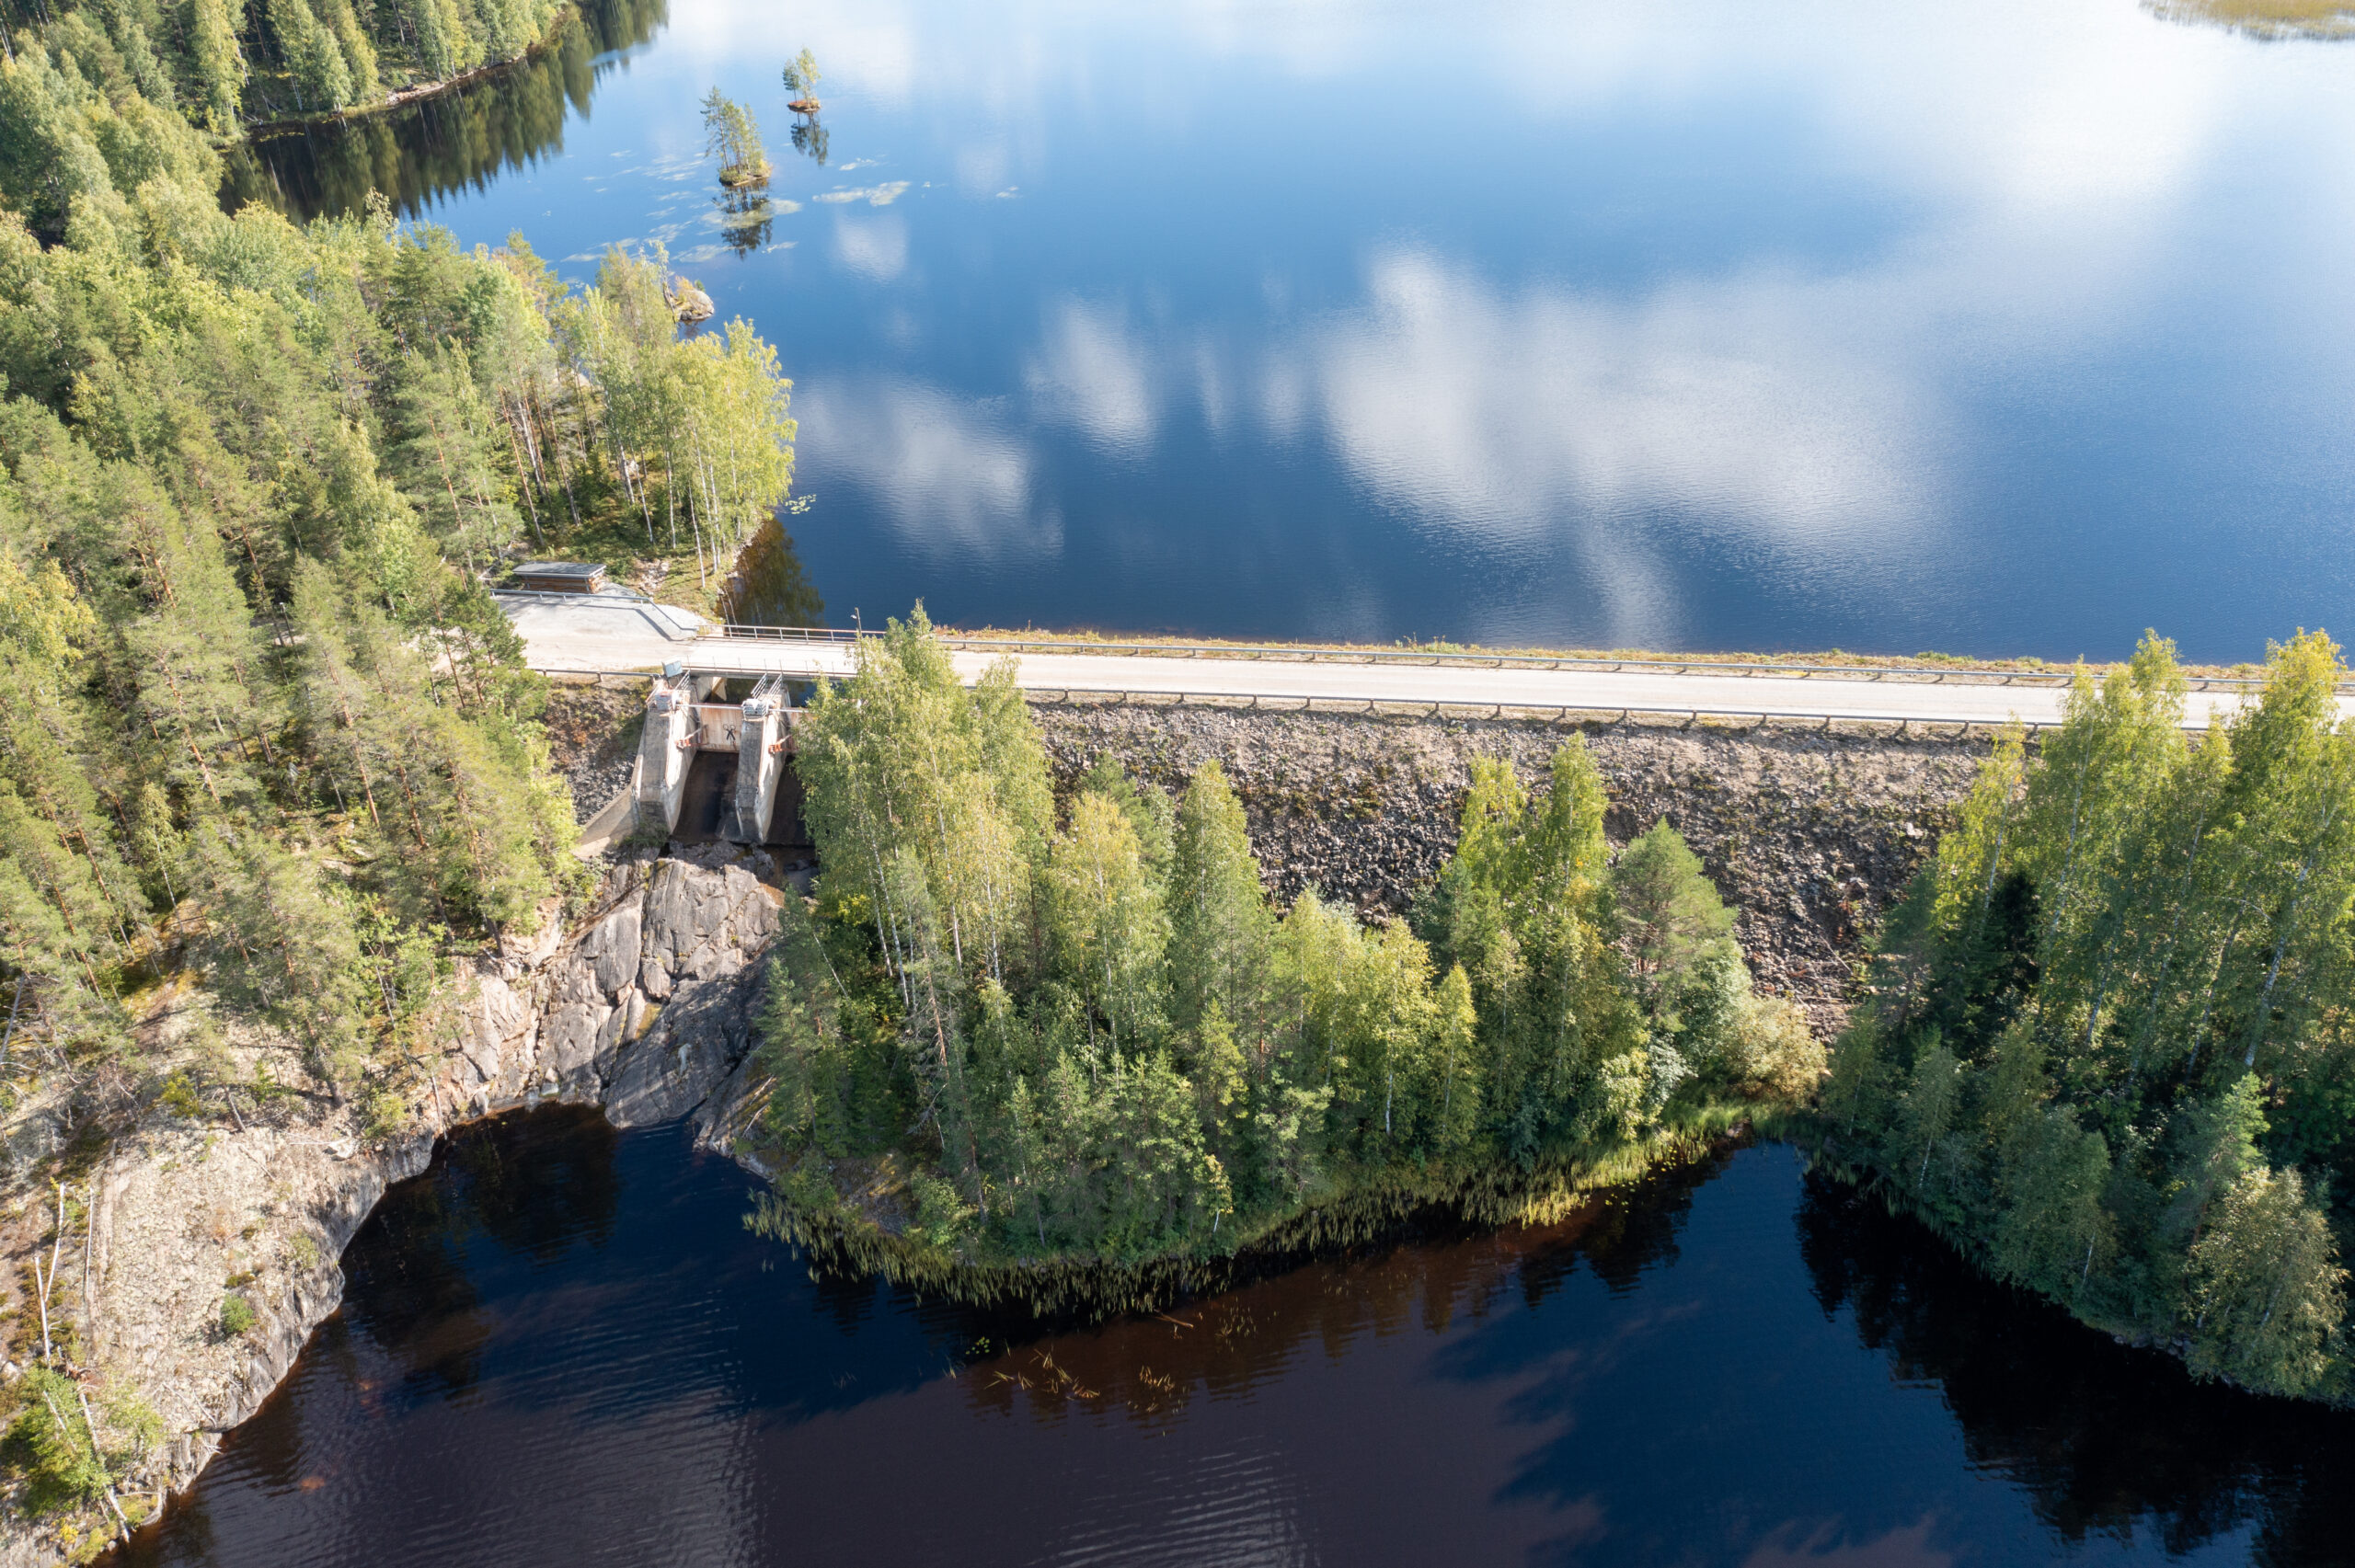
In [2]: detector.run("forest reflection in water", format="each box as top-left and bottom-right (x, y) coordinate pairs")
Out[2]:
(105, 1110), (2355, 1567)
(718, 516), (823, 627)
(219, 0), (671, 223)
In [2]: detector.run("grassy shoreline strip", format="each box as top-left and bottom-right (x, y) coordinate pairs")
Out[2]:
(743, 1109), (1755, 1321)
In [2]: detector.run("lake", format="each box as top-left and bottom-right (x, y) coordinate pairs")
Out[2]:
(136, 5), (2355, 1562)
(229, 0), (2355, 662)
(105, 1109), (2355, 1567)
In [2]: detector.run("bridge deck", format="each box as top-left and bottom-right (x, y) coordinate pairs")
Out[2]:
(500, 596), (2318, 731)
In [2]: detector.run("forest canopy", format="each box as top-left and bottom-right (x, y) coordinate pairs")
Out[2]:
(0, 0), (582, 130)
(1821, 633), (2355, 1400)
(748, 609), (1823, 1266)
(0, 42), (797, 1123)
(0, 5), (812, 1529)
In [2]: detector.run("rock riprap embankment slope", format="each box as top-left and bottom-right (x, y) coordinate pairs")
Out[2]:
(1030, 704), (1984, 1032)
(1, 704), (1987, 1564)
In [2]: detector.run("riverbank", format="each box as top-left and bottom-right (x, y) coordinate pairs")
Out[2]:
(0, 699), (1986, 1563)
(739, 1109), (1758, 1320)
(0, 858), (780, 1566)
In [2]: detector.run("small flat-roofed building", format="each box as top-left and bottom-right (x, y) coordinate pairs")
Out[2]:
(512, 561), (609, 594)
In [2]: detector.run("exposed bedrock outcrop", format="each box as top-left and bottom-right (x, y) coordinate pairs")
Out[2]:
(5, 706), (1989, 1562)
(0, 860), (777, 1565)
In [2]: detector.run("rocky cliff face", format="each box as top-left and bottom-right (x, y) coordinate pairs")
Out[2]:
(3, 704), (1993, 1563)
(0, 859), (778, 1566)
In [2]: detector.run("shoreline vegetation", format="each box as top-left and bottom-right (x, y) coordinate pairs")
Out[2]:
(1, 0), (591, 141)
(727, 607), (1825, 1309)
(0, 29), (802, 1546)
(240, 0), (586, 132)
(1803, 632), (2355, 1403)
(2147, 0), (2355, 36)
(748, 1116), (1764, 1319)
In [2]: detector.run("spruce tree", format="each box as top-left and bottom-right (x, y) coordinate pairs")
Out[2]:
(185, 0), (247, 131)
(1169, 760), (1274, 1052)
(266, 0), (354, 110)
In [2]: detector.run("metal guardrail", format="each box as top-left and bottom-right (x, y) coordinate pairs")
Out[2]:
(517, 601), (2339, 704)
(703, 624), (2304, 692)
(532, 668), (2039, 729)
(497, 587), (659, 606)
(988, 685), (2075, 733)
(715, 624), (864, 643)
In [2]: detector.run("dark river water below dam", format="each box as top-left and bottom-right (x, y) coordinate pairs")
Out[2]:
(105, 1110), (2355, 1567)
(142, 0), (2355, 1560)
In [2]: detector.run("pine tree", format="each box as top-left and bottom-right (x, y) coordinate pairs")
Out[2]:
(388, 338), (524, 573)
(1611, 819), (1735, 1012)
(190, 818), (370, 1091)
(396, 0), (470, 80)
(315, 0), (378, 101)
(266, 0), (355, 111)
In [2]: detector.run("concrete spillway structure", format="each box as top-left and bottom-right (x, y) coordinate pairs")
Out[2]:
(636, 669), (801, 843)
(728, 673), (797, 846)
(635, 669), (725, 836)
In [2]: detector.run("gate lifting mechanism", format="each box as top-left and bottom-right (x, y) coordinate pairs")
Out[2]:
(634, 671), (799, 841)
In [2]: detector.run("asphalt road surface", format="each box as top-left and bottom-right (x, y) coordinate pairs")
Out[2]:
(501, 596), (2303, 730)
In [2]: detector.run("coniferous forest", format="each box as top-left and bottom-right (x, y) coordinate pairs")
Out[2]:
(748, 610), (1824, 1275)
(219, 0), (671, 224)
(0, 0), (586, 132)
(1819, 633), (2355, 1400)
(0, 43), (793, 1128)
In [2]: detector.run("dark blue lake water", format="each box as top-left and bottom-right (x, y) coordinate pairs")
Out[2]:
(233, 0), (2355, 662)
(106, 1110), (2355, 1566)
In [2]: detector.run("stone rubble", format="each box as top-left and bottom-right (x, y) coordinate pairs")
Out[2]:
(1033, 703), (1985, 1033)
(0, 704), (1991, 1563)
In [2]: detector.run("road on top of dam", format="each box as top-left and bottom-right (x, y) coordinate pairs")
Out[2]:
(500, 595), (2321, 731)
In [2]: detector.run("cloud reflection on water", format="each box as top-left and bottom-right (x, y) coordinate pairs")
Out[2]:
(795, 379), (1049, 561)
(530, 0), (2355, 654)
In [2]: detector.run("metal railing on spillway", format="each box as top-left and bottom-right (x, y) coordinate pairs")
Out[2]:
(496, 587), (659, 605)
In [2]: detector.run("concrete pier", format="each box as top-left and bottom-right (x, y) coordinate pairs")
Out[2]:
(729, 674), (795, 845)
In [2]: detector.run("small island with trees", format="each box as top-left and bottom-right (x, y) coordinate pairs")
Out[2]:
(783, 49), (823, 115)
(701, 87), (772, 187)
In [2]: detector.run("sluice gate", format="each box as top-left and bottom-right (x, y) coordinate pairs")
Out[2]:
(635, 670), (810, 848)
